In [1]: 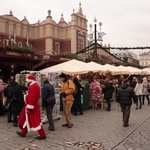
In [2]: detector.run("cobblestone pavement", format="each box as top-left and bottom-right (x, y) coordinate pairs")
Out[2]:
(0, 101), (150, 150)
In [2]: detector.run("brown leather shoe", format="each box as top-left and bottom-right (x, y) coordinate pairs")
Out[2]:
(68, 124), (73, 128)
(48, 127), (55, 131)
(123, 124), (129, 127)
(62, 123), (69, 127)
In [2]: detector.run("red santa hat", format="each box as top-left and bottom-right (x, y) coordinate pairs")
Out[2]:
(26, 75), (35, 82)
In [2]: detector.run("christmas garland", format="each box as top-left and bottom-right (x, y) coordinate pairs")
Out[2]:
(105, 47), (150, 50)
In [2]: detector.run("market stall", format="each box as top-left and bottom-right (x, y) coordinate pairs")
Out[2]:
(40, 59), (96, 74)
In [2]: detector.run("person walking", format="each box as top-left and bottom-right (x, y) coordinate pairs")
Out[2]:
(0, 79), (5, 116)
(130, 77), (137, 90)
(4, 80), (12, 122)
(116, 79), (137, 127)
(103, 79), (114, 111)
(142, 77), (150, 105)
(134, 78), (143, 109)
(8, 80), (28, 127)
(41, 79), (55, 131)
(17, 75), (46, 140)
(72, 77), (84, 115)
(59, 73), (75, 128)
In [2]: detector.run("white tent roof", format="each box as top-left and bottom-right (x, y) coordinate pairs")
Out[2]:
(40, 59), (147, 75)
(115, 65), (142, 75)
(126, 66), (142, 74)
(87, 62), (105, 72)
(102, 64), (118, 72)
(40, 59), (96, 74)
(140, 68), (150, 74)
(115, 65), (131, 74)
(87, 62), (125, 75)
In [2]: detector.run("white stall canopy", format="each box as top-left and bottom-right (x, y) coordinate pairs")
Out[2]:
(40, 59), (96, 74)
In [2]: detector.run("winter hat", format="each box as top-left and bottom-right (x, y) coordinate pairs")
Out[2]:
(143, 77), (147, 81)
(59, 73), (67, 78)
(26, 75), (35, 82)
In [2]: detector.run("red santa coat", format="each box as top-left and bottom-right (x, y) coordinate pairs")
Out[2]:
(18, 81), (42, 132)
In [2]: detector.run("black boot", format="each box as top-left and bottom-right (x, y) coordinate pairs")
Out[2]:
(79, 112), (83, 115)
(73, 113), (78, 116)
(142, 99), (144, 105)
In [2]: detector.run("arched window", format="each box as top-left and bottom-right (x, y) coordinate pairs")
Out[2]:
(18, 42), (22, 48)
(54, 42), (60, 54)
(77, 36), (84, 52)
(3, 39), (9, 46)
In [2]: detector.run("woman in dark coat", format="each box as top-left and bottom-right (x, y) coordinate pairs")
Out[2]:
(8, 80), (28, 127)
(103, 79), (114, 111)
(72, 77), (84, 115)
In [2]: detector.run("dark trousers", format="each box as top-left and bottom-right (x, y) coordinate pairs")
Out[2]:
(0, 100), (4, 115)
(13, 111), (20, 125)
(121, 104), (131, 126)
(46, 105), (55, 130)
(142, 95), (150, 105)
(105, 98), (111, 110)
(7, 104), (12, 122)
(72, 100), (83, 114)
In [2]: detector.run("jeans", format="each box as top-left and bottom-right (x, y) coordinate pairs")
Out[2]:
(136, 95), (142, 108)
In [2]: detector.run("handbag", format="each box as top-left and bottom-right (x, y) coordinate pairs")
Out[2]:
(46, 95), (55, 104)
(7, 102), (11, 110)
(7, 94), (17, 109)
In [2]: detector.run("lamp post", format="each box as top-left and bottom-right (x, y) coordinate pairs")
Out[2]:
(88, 18), (106, 59)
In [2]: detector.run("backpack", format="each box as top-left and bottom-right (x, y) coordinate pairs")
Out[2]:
(67, 80), (78, 96)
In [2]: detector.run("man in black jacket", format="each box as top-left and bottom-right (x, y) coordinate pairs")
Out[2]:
(103, 79), (114, 111)
(8, 80), (28, 127)
(116, 79), (137, 127)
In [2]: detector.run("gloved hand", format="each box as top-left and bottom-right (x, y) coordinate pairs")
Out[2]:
(27, 109), (31, 114)
(61, 92), (67, 98)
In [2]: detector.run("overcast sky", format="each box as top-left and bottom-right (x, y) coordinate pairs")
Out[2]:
(1, 0), (150, 54)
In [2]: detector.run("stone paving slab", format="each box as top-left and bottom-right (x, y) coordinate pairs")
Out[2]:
(0, 102), (150, 150)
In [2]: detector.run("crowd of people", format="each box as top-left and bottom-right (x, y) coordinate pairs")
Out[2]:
(86, 73), (150, 127)
(0, 72), (150, 140)
(85, 74), (150, 111)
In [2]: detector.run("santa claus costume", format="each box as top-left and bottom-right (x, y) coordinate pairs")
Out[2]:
(17, 75), (46, 140)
